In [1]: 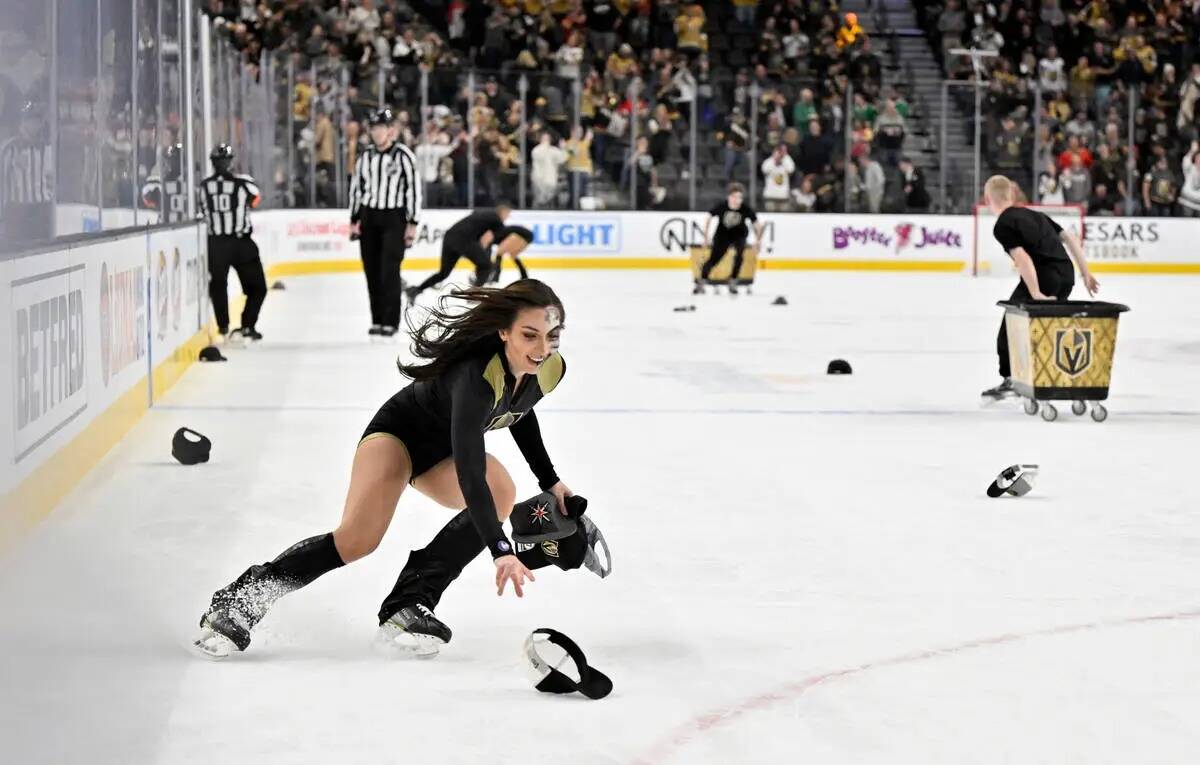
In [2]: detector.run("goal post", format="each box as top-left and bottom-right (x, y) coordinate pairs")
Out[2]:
(971, 203), (1085, 277)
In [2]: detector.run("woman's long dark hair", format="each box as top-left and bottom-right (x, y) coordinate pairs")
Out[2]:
(398, 279), (565, 381)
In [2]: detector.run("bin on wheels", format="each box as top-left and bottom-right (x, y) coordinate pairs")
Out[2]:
(689, 244), (759, 291)
(999, 300), (1130, 422)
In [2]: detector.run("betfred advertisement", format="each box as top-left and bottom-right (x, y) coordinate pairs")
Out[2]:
(11, 264), (87, 463)
(3, 235), (150, 485)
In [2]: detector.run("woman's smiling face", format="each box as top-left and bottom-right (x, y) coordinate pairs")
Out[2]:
(500, 306), (563, 376)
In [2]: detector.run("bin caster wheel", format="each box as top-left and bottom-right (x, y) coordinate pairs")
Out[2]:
(1023, 399), (1040, 416)
(1041, 403), (1058, 422)
(1091, 404), (1108, 422)
(1071, 400), (1087, 416)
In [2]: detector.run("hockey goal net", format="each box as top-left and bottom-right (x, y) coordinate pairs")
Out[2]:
(972, 203), (1085, 277)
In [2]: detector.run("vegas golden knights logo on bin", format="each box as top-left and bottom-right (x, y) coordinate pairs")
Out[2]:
(1054, 328), (1093, 377)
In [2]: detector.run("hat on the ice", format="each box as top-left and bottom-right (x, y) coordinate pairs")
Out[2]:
(198, 345), (226, 362)
(172, 427), (212, 465)
(524, 628), (612, 700)
(772, 296), (788, 306)
(510, 492), (587, 544)
(986, 464), (1039, 498)
(827, 359), (852, 375)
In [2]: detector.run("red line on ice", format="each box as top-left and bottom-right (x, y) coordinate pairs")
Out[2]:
(632, 607), (1200, 764)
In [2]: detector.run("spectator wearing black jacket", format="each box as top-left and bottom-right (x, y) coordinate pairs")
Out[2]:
(899, 156), (931, 211)
(799, 119), (833, 175)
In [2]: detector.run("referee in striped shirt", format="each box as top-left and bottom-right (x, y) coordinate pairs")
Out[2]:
(198, 143), (268, 342)
(350, 107), (421, 337)
(0, 101), (54, 244)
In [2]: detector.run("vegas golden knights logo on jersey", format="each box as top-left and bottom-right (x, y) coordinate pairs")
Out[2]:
(486, 411), (525, 431)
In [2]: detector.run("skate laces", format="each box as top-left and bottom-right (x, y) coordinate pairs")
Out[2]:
(415, 604), (436, 620)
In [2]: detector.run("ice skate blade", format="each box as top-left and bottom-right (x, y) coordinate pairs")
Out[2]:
(374, 625), (443, 659)
(191, 628), (237, 660)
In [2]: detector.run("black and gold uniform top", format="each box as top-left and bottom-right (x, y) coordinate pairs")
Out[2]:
(400, 346), (566, 557)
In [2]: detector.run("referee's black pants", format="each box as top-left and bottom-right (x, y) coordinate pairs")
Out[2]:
(359, 208), (408, 327)
(208, 235), (267, 334)
(414, 235), (490, 293)
(700, 232), (747, 282)
(997, 260), (1075, 378)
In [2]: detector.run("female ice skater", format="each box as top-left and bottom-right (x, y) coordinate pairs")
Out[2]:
(194, 279), (575, 658)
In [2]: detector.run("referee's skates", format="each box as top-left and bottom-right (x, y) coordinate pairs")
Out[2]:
(376, 604), (452, 658)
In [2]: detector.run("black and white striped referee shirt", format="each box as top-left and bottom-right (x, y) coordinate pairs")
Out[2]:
(349, 141), (421, 224)
(0, 137), (54, 214)
(198, 171), (260, 236)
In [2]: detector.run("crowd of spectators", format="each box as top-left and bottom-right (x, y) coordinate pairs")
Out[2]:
(205, 0), (924, 213)
(917, 0), (1200, 216)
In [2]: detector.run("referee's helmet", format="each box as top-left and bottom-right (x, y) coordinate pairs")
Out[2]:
(368, 107), (396, 127)
(210, 143), (234, 173)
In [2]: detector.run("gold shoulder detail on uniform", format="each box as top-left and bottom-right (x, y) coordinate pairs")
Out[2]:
(482, 354), (506, 407)
(536, 353), (565, 395)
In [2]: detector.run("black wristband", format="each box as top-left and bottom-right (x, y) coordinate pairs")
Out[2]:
(489, 536), (515, 559)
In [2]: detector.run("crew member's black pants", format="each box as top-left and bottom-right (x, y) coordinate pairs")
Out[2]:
(414, 235), (490, 293)
(359, 208), (408, 327)
(208, 235), (267, 333)
(700, 232), (747, 282)
(997, 260), (1075, 378)
(491, 252), (529, 283)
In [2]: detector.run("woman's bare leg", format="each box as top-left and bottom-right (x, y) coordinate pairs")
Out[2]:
(333, 435), (414, 561)
(412, 453), (517, 521)
(197, 436), (413, 656)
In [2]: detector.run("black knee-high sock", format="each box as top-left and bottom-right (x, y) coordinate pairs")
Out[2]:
(378, 510), (485, 623)
(377, 506), (598, 624)
(269, 532), (346, 584)
(210, 533), (345, 627)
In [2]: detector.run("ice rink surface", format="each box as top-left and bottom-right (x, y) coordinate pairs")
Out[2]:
(2, 268), (1199, 764)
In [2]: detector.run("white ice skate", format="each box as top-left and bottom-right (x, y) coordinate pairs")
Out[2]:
(191, 617), (239, 660)
(374, 605), (450, 659)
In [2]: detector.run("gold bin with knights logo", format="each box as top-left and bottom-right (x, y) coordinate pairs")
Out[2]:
(999, 300), (1130, 423)
(688, 245), (759, 287)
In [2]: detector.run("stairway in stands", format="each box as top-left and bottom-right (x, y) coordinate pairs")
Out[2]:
(850, 0), (979, 211)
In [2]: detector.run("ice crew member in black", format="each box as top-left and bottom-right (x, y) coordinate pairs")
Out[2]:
(193, 279), (577, 659)
(697, 182), (765, 295)
(198, 144), (268, 341)
(486, 225), (535, 284)
(980, 175), (1100, 400)
(406, 205), (512, 301)
(350, 107), (422, 338)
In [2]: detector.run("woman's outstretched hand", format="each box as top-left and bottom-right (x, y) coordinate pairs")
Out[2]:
(495, 555), (535, 597)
